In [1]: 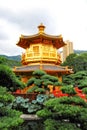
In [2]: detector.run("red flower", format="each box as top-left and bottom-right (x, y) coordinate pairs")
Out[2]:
(74, 87), (82, 93)
(15, 89), (21, 94)
(52, 90), (68, 97)
(76, 93), (86, 99)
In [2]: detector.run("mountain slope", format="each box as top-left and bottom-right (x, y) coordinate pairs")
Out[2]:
(0, 55), (21, 68)
(74, 50), (87, 54)
(0, 55), (21, 61)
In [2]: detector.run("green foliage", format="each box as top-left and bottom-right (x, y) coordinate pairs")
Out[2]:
(44, 119), (58, 130)
(27, 70), (59, 93)
(36, 94), (50, 104)
(0, 56), (7, 64)
(37, 108), (52, 118)
(74, 53), (87, 72)
(0, 86), (14, 108)
(62, 53), (77, 67)
(73, 71), (87, 79)
(44, 119), (81, 130)
(59, 96), (87, 107)
(63, 71), (87, 89)
(32, 69), (46, 78)
(74, 75), (87, 89)
(0, 87), (23, 129)
(37, 96), (87, 130)
(34, 79), (43, 87)
(27, 86), (38, 93)
(41, 74), (58, 83)
(77, 79), (87, 89)
(61, 85), (76, 94)
(12, 94), (54, 114)
(13, 96), (29, 105)
(48, 75), (58, 82)
(62, 53), (87, 72)
(0, 55), (21, 68)
(12, 96), (29, 112)
(54, 81), (63, 86)
(44, 96), (87, 108)
(0, 109), (23, 130)
(35, 88), (46, 93)
(43, 80), (53, 88)
(82, 87), (87, 94)
(62, 74), (75, 85)
(41, 74), (51, 79)
(27, 77), (43, 88)
(27, 77), (36, 86)
(16, 121), (44, 130)
(27, 94), (50, 113)
(0, 65), (24, 91)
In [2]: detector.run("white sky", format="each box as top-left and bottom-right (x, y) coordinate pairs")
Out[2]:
(0, 0), (87, 56)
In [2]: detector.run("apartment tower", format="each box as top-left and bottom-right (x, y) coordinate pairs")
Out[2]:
(62, 40), (74, 62)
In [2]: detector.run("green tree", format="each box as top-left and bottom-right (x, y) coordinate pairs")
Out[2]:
(0, 56), (21, 68)
(62, 53), (87, 72)
(74, 53), (87, 72)
(0, 65), (25, 91)
(63, 71), (87, 89)
(0, 56), (7, 64)
(0, 86), (23, 130)
(62, 74), (75, 85)
(37, 96), (87, 130)
(61, 85), (76, 95)
(62, 53), (77, 70)
(27, 70), (60, 92)
(32, 69), (46, 78)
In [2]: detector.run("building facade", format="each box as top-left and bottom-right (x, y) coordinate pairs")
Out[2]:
(62, 40), (74, 62)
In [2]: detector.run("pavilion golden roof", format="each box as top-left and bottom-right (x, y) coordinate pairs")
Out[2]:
(17, 23), (66, 49)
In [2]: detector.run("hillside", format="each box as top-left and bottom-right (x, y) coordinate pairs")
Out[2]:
(0, 55), (21, 68)
(74, 50), (87, 54)
(0, 55), (21, 61)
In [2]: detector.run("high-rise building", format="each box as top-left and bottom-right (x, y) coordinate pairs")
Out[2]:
(62, 40), (74, 62)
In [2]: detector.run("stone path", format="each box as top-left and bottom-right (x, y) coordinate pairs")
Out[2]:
(20, 114), (42, 121)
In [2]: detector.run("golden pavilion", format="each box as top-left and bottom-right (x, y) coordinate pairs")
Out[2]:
(13, 23), (73, 82)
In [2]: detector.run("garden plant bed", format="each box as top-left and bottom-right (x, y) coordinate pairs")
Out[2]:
(12, 93), (38, 101)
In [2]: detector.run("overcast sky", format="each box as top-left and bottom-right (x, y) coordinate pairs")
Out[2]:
(0, 0), (87, 56)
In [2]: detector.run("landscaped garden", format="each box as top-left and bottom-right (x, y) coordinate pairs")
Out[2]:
(0, 53), (87, 130)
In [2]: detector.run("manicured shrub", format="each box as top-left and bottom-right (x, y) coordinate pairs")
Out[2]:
(82, 88), (87, 94)
(0, 86), (23, 129)
(0, 65), (24, 91)
(37, 96), (87, 130)
(61, 85), (76, 95)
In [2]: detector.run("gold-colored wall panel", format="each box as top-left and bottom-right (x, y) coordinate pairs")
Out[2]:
(21, 43), (60, 65)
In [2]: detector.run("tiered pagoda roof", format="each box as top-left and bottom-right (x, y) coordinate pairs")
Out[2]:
(17, 23), (66, 49)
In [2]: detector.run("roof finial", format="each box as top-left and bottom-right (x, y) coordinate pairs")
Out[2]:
(38, 23), (45, 34)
